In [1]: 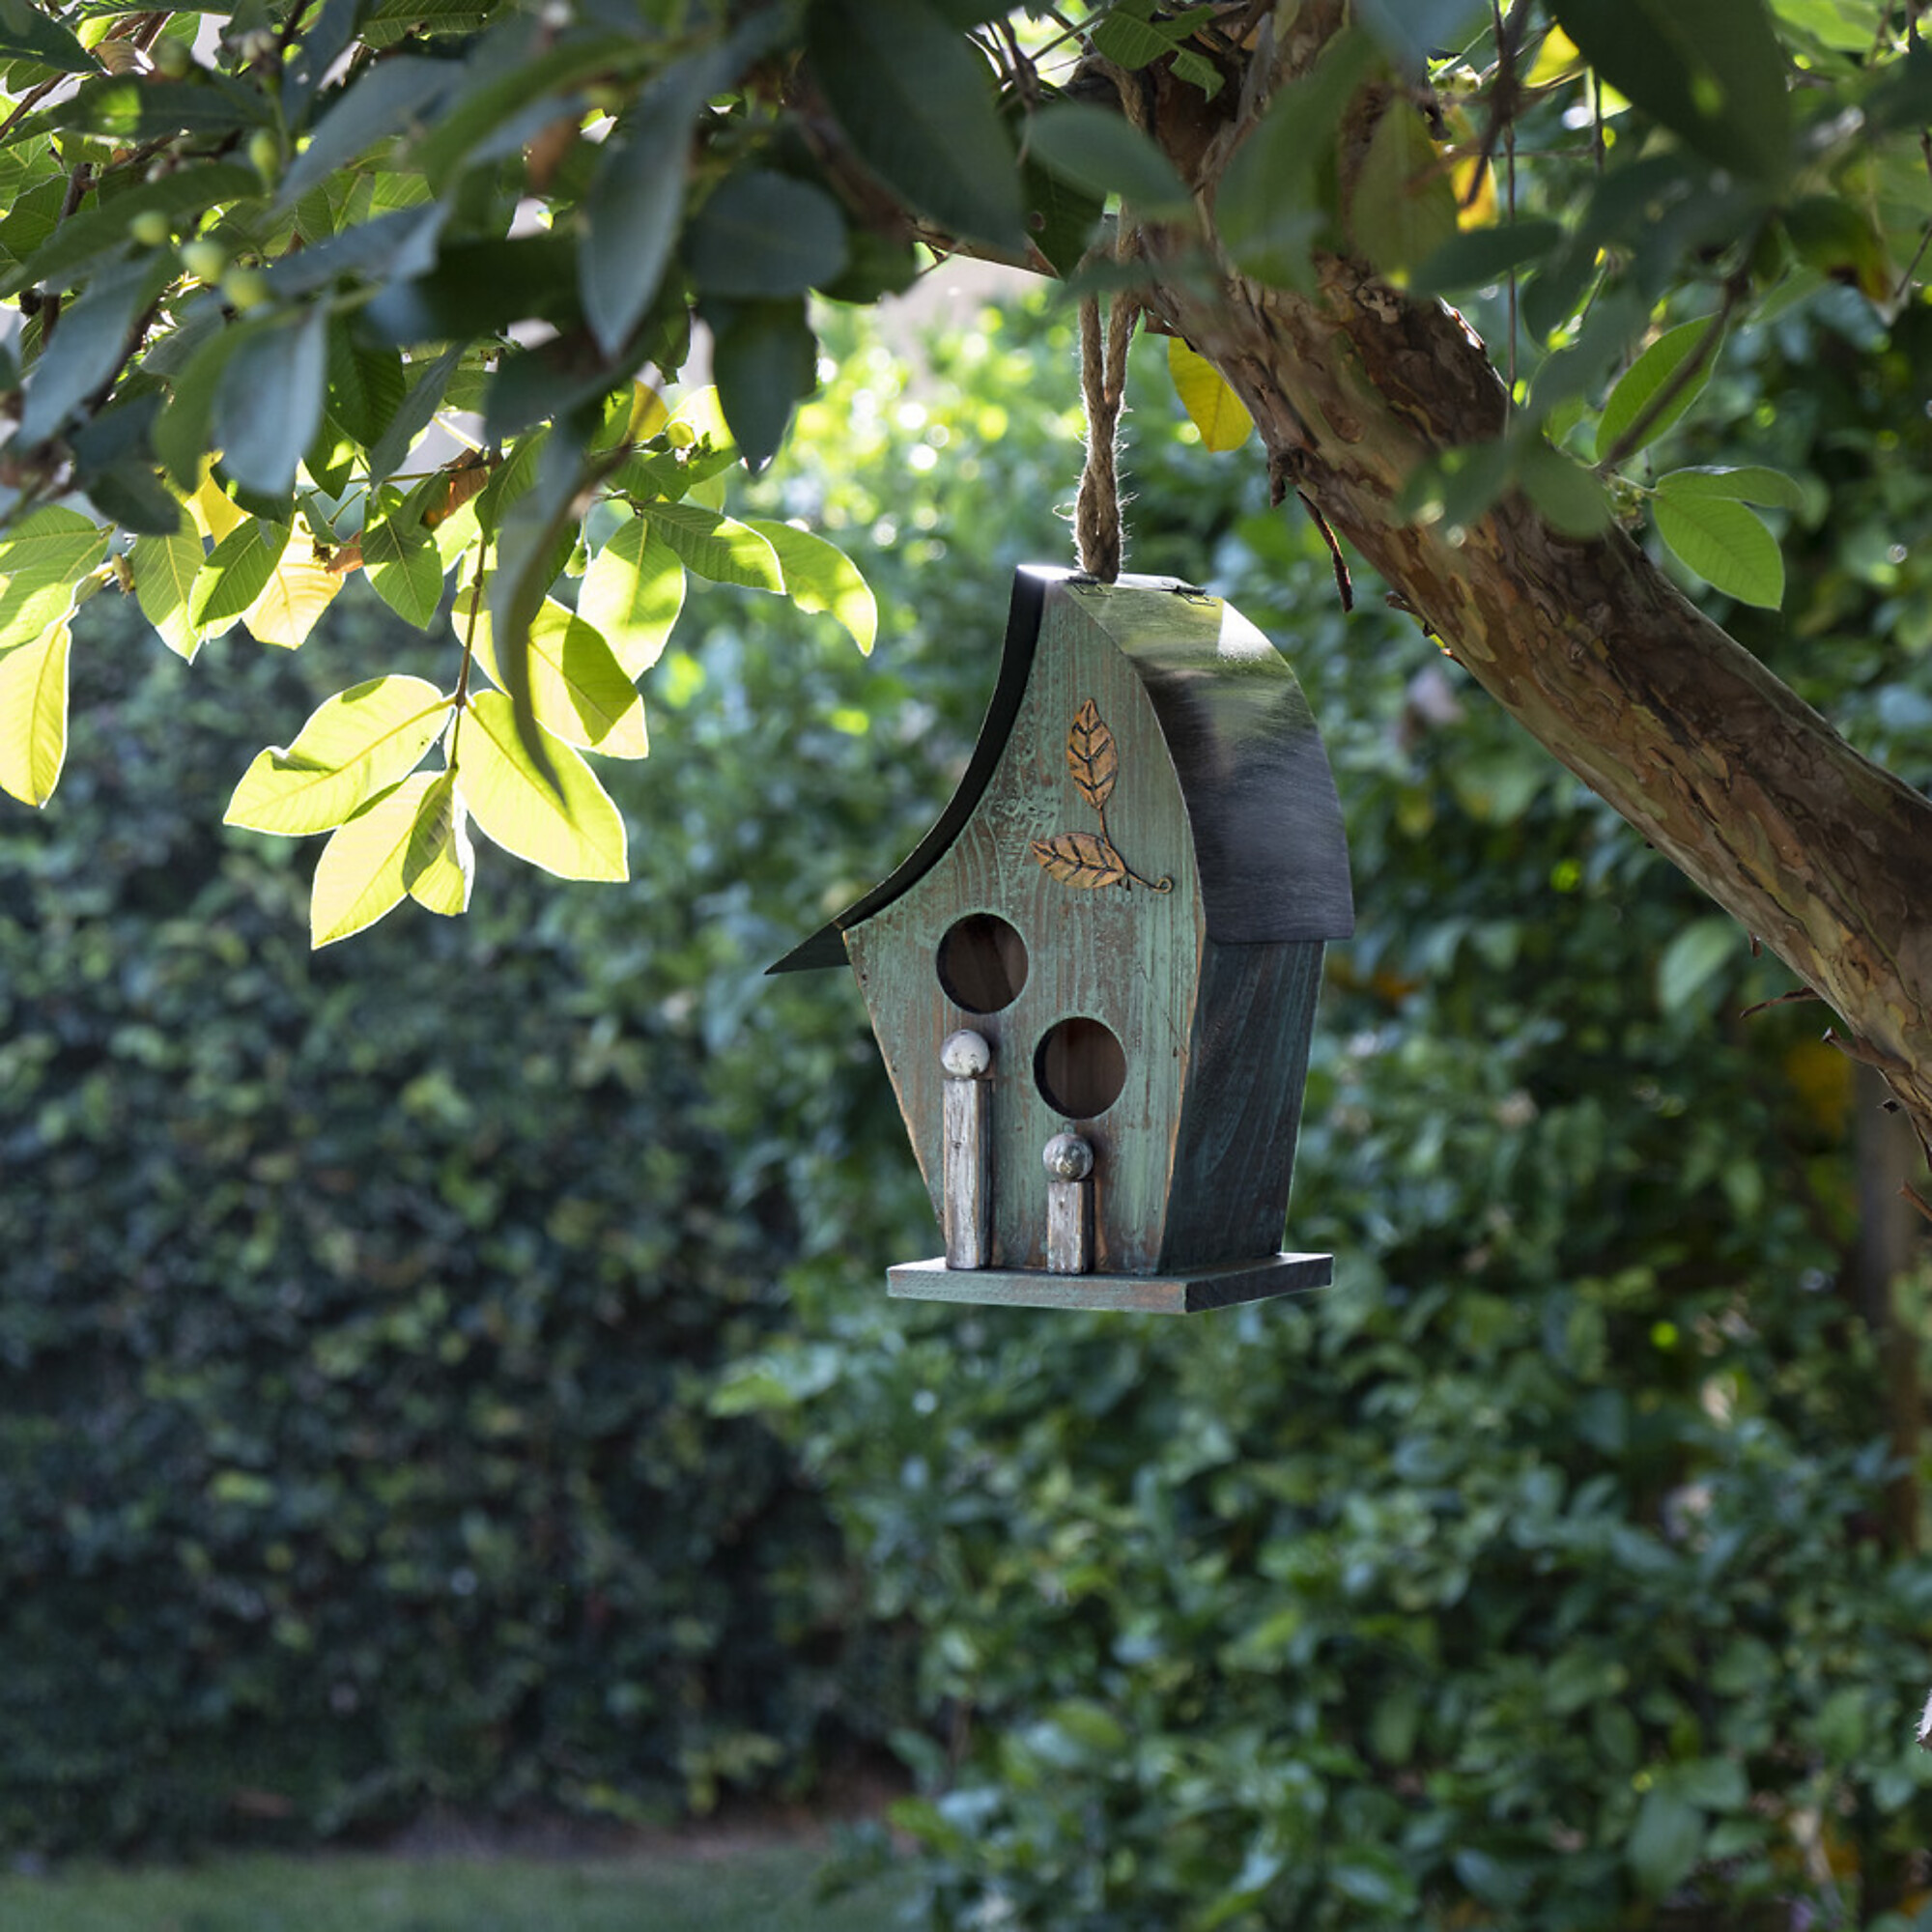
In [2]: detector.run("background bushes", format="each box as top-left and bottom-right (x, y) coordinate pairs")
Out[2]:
(2, 284), (1931, 1926)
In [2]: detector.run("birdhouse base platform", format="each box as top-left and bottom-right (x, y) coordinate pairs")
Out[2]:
(887, 1252), (1332, 1315)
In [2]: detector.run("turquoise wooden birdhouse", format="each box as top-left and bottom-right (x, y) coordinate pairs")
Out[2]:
(771, 565), (1352, 1312)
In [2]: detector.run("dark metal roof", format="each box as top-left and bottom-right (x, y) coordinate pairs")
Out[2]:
(769, 565), (1352, 973)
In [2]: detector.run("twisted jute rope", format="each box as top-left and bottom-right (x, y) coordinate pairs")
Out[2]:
(1074, 285), (1139, 582)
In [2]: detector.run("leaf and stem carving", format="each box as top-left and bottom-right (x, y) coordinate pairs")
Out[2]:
(1032, 698), (1172, 894)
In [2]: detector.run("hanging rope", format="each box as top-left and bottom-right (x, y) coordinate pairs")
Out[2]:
(1074, 286), (1139, 582)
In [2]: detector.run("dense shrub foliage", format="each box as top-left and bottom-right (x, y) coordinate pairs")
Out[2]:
(4, 282), (1932, 1932)
(0, 593), (867, 1849)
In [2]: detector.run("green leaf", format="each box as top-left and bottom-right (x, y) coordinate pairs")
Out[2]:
(1019, 147), (1105, 277)
(1655, 915), (1741, 1014)
(130, 525), (207, 660)
(362, 234), (582, 346)
(471, 598), (648, 757)
(1596, 315), (1724, 463)
(456, 691), (628, 882)
(326, 322), (406, 445)
(1662, 1756), (1749, 1811)
(213, 307), (329, 497)
(282, 0), (371, 128)
(0, 573), (79, 657)
(87, 462), (186, 539)
(1216, 28), (1376, 286)
(0, 0), (95, 71)
(403, 767), (474, 915)
(49, 74), (269, 143)
(576, 517), (686, 676)
(1349, 101), (1459, 281)
(1655, 465), (1805, 510)
(155, 312), (262, 491)
(706, 298), (818, 471)
(1411, 217), (1563, 296)
(744, 519), (876, 654)
(1518, 440), (1611, 537)
(0, 508), (110, 638)
(640, 502), (782, 590)
(1356, 0), (1490, 65)
(1024, 102), (1192, 219)
(276, 56), (456, 210)
(708, 1343), (844, 1415)
(18, 253), (168, 445)
(806, 0), (1025, 248)
(687, 170), (850, 298)
(367, 343), (463, 487)
(226, 673), (449, 837)
(190, 518), (292, 631)
(361, 517), (446, 629)
(1089, 2), (1217, 70)
(406, 32), (639, 193)
(1397, 438), (1514, 530)
(309, 771), (438, 947)
(580, 53), (715, 355)
(1551, 0), (1791, 186)
(1627, 1788), (1705, 1899)
(1653, 492), (1784, 606)
(0, 618), (72, 808)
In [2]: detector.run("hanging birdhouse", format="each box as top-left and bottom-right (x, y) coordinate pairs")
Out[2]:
(771, 566), (1353, 1313)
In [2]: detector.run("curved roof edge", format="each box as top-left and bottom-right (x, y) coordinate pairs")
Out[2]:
(767, 566), (1352, 973)
(768, 564), (1066, 974)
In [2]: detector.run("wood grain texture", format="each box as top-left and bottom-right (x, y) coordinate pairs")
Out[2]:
(941, 1073), (990, 1268)
(887, 1252), (1333, 1314)
(1045, 1174), (1094, 1273)
(1161, 940), (1325, 1267)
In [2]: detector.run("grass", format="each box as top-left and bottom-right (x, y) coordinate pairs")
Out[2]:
(0, 1842), (912, 1931)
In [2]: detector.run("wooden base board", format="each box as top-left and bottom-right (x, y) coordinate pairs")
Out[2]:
(887, 1251), (1332, 1315)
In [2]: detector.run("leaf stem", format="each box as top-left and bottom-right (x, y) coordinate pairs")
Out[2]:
(448, 547), (490, 768)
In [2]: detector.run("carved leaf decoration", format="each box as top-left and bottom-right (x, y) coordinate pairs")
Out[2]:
(1032, 830), (1125, 889)
(1065, 697), (1117, 811)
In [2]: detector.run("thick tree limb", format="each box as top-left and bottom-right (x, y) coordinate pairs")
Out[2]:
(1111, 5), (1932, 1155)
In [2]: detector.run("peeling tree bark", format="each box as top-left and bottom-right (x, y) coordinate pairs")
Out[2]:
(1110, 5), (1932, 1160)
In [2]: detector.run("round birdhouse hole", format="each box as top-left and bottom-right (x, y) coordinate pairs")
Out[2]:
(936, 912), (1028, 1013)
(1034, 1015), (1126, 1120)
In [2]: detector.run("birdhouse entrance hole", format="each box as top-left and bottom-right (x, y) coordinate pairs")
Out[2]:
(1034, 1015), (1126, 1120)
(935, 912), (1028, 1012)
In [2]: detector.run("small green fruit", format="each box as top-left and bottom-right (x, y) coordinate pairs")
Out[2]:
(247, 129), (280, 183)
(220, 267), (270, 313)
(150, 37), (192, 78)
(128, 211), (171, 249)
(181, 239), (228, 283)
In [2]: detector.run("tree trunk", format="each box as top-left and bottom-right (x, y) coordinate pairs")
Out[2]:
(1117, 5), (1932, 1161)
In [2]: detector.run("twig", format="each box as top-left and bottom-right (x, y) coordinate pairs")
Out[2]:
(1297, 489), (1353, 611)
(38, 161), (96, 345)
(446, 547), (491, 769)
(1738, 987), (1824, 1019)
(0, 75), (68, 145)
